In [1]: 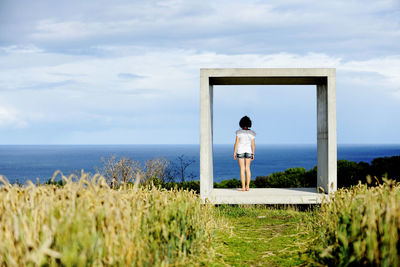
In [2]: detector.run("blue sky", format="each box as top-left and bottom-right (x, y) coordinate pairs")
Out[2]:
(0, 0), (399, 144)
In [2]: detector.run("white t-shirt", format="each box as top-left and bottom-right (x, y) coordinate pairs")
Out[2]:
(236, 129), (256, 154)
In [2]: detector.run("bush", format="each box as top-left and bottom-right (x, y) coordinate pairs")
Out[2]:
(337, 157), (400, 188)
(214, 179), (242, 188)
(370, 156), (400, 182)
(251, 156), (400, 189)
(254, 167), (316, 188)
(96, 156), (194, 187)
(337, 159), (360, 187)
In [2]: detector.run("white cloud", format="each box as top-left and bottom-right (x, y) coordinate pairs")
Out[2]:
(1, 47), (399, 98)
(0, 45), (43, 54)
(394, 90), (400, 99)
(0, 48), (399, 141)
(0, 105), (27, 128)
(31, 19), (140, 40)
(341, 56), (400, 88)
(1, 0), (392, 58)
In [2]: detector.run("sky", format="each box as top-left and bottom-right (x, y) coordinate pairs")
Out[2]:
(0, 0), (399, 144)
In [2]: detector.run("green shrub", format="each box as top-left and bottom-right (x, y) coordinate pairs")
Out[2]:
(254, 167), (316, 188)
(214, 179), (242, 188)
(370, 156), (400, 182)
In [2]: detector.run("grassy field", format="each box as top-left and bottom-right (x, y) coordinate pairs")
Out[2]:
(0, 173), (216, 266)
(308, 179), (400, 266)
(211, 179), (400, 266)
(1, 172), (399, 266)
(213, 205), (315, 266)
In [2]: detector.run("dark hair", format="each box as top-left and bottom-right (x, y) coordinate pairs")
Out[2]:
(239, 116), (252, 129)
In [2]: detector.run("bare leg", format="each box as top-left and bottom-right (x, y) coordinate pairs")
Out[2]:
(238, 158), (246, 191)
(245, 158), (252, 190)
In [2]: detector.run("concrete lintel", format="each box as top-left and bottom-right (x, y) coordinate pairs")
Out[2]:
(201, 68), (335, 79)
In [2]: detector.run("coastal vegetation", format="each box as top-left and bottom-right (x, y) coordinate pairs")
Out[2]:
(2, 175), (399, 266)
(41, 155), (400, 192)
(307, 179), (400, 266)
(217, 156), (400, 190)
(0, 172), (216, 266)
(1, 156), (400, 266)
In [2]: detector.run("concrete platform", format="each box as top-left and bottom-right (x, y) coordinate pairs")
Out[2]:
(208, 188), (329, 204)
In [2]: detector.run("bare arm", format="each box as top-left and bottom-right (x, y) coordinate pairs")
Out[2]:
(233, 136), (239, 160)
(251, 138), (255, 160)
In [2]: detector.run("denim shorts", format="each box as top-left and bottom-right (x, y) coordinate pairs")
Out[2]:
(236, 153), (253, 159)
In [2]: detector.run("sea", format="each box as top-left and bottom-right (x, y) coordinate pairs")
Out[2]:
(1, 144), (400, 184)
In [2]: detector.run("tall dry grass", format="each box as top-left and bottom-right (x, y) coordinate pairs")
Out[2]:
(309, 178), (400, 266)
(0, 172), (215, 266)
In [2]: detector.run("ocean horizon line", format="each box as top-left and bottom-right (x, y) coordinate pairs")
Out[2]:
(1, 144), (400, 183)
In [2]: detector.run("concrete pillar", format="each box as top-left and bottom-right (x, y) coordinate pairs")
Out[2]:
(200, 74), (213, 201)
(327, 74), (337, 193)
(317, 74), (337, 193)
(317, 84), (328, 193)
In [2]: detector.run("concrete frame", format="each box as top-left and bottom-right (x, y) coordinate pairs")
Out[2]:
(200, 68), (337, 204)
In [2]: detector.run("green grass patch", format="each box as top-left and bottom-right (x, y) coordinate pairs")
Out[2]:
(212, 205), (316, 266)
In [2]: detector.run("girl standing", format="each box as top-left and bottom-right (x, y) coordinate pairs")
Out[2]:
(233, 116), (256, 191)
